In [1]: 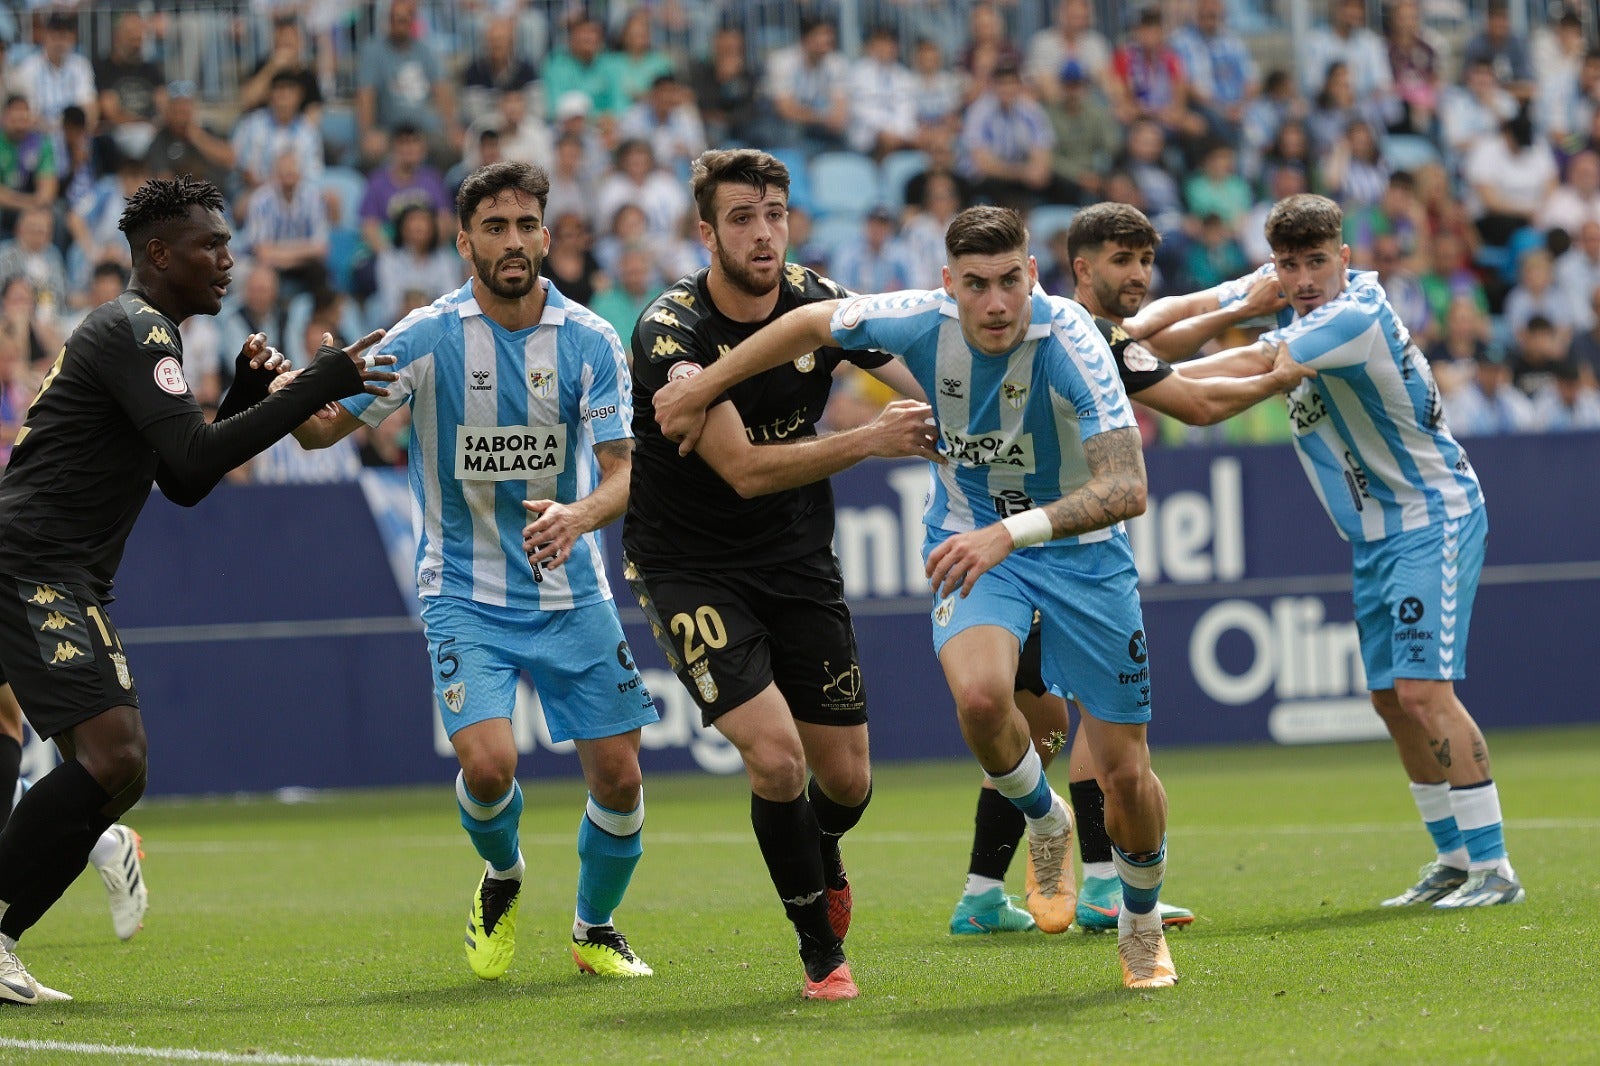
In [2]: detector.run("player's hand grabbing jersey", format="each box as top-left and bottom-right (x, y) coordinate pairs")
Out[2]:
(624, 263), (889, 569)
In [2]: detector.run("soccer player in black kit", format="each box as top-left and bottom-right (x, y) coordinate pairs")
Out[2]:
(0, 176), (395, 1004)
(623, 149), (938, 1001)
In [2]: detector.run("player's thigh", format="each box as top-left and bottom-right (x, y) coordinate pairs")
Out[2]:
(1031, 546), (1152, 726)
(1357, 507), (1486, 689)
(0, 578), (140, 740)
(926, 534), (1034, 700)
(523, 601), (659, 743)
(624, 558), (775, 727)
(421, 596), (521, 740)
(763, 552), (868, 728)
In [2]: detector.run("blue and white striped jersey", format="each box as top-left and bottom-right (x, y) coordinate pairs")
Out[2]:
(344, 278), (632, 609)
(1222, 265), (1484, 542)
(829, 288), (1137, 545)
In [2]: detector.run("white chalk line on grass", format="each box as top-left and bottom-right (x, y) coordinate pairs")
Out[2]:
(147, 818), (1600, 854)
(0, 1038), (492, 1066)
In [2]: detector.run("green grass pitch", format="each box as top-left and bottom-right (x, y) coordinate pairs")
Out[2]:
(2, 725), (1597, 1064)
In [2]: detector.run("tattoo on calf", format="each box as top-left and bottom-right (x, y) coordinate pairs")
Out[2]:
(1431, 737), (1453, 768)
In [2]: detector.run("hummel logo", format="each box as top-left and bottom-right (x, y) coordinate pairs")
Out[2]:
(28, 586), (62, 605)
(38, 611), (72, 632)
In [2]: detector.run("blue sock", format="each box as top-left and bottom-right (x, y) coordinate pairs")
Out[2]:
(989, 747), (1056, 820)
(576, 794), (644, 927)
(456, 774), (523, 873)
(1451, 780), (1509, 869)
(1113, 841), (1166, 916)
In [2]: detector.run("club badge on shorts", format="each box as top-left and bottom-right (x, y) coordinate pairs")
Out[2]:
(443, 681), (466, 714)
(689, 659), (718, 703)
(109, 651), (132, 690)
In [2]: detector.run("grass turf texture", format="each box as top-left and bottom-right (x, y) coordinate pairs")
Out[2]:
(3, 725), (1596, 1064)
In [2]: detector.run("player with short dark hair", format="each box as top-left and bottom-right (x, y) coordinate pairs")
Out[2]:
(653, 204), (1183, 990)
(623, 148), (938, 1001)
(285, 160), (660, 981)
(952, 200), (1306, 935)
(0, 175), (394, 1004)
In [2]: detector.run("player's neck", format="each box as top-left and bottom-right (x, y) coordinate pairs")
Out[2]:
(705, 266), (779, 324)
(125, 281), (187, 323)
(473, 277), (547, 331)
(1074, 294), (1121, 324)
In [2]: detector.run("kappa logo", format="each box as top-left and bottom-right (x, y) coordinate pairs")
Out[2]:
(143, 325), (175, 346)
(527, 368), (554, 398)
(1108, 323), (1130, 345)
(442, 681), (466, 715)
(28, 586), (63, 606)
(648, 308), (682, 328)
(132, 302), (162, 315)
(110, 651), (132, 690)
(689, 658), (718, 703)
(1001, 381), (1029, 410)
(38, 611), (72, 632)
(785, 262), (807, 288)
(470, 369), (493, 392)
(652, 335), (686, 358)
(665, 289), (695, 308)
(51, 642), (85, 664)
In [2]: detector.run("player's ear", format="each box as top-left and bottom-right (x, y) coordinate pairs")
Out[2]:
(698, 218), (716, 254)
(941, 263), (954, 297)
(144, 237), (168, 270)
(455, 227), (470, 261)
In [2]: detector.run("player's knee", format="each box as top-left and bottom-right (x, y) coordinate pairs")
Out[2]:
(816, 764), (871, 807)
(80, 733), (149, 798)
(459, 752), (517, 803)
(1393, 682), (1449, 728)
(741, 742), (807, 798)
(590, 757), (643, 810)
(950, 680), (1012, 732)
(1096, 760), (1148, 810)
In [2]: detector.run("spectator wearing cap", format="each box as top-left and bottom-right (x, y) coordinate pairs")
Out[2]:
(0, 95), (58, 243)
(15, 12), (96, 133)
(1043, 60), (1119, 203)
(1170, 0), (1259, 143)
(238, 15), (323, 119)
(959, 59), (1060, 211)
(1024, 0), (1110, 105)
(145, 80), (234, 189)
(618, 73), (706, 176)
(690, 25), (761, 148)
(354, 0), (459, 160)
(1299, 0), (1393, 117)
(846, 25), (919, 158)
(358, 124), (453, 260)
(232, 71), (323, 196)
(765, 16), (850, 154)
(543, 14), (628, 122)
(93, 11), (164, 162)
(1109, 7), (1200, 141)
(830, 205), (914, 295)
(1462, 0), (1535, 102)
(1445, 346), (1538, 435)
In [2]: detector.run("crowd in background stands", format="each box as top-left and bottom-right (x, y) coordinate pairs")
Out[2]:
(2, 0), (1600, 483)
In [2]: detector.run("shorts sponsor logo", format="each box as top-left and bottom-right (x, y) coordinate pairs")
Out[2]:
(51, 642), (84, 664)
(689, 658), (718, 703)
(1123, 342), (1159, 373)
(442, 681), (466, 715)
(1398, 598), (1425, 624)
(617, 640), (635, 670)
(933, 594), (956, 627)
(455, 424), (567, 481)
(110, 651), (132, 689)
(527, 368), (555, 398)
(1119, 666), (1150, 685)
(27, 585), (63, 606)
(666, 360), (701, 382)
(1128, 630), (1148, 664)
(1394, 627), (1433, 643)
(821, 660), (863, 705)
(1001, 381), (1029, 410)
(38, 611), (71, 632)
(153, 356), (187, 395)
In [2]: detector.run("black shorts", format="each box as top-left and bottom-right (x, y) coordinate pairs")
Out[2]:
(0, 576), (139, 739)
(623, 549), (867, 728)
(1015, 615), (1047, 697)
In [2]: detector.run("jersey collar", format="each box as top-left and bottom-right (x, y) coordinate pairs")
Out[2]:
(457, 277), (567, 327)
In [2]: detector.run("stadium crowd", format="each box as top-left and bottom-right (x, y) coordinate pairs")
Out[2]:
(1, 0), (1599, 480)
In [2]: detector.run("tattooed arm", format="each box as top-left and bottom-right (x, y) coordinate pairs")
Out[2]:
(926, 427), (1147, 598)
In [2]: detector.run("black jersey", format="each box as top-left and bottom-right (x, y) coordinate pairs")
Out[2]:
(623, 264), (889, 570)
(1090, 313), (1175, 397)
(0, 290), (365, 598)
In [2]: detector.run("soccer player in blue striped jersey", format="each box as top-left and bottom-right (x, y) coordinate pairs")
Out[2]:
(1154, 193), (1522, 908)
(654, 206), (1181, 990)
(284, 162), (662, 978)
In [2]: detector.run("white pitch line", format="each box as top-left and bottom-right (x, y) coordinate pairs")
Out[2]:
(0, 1038), (493, 1066)
(143, 818), (1600, 855)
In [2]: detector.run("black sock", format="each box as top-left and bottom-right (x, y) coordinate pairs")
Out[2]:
(0, 735), (21, 834)
(0, 759), (113, 939)
(1070, 778), (1113, 866)
(750, 791), (840, 978)
(808, 776), (870, 890)
(969, 786), (1026, 883)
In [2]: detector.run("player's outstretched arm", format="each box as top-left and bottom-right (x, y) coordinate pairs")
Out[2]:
(926, 426), (1147, 599)
(1140, 341), (1314, 425)
(1136, 272), (1288, 361)
(654, 301), (842, 454)
(523, 438), (633, 570)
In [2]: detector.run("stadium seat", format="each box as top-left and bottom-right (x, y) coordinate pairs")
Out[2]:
(769, 147), (814, 214)
(808, 152), (881, 220)
(320, 107), (360, 168)
(1383, 134), (1442, 175)
(809, 215), (865, 261)
(327, 227), (364, 296)
(879, 150), (930, 212)
(323, 166), (368, 229)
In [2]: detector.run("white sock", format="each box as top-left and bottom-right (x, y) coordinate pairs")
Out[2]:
(489, 853), (525, 882)
(964, 874), (1003, 897)
(87, 828), (120, 870)
(573, 915), (600, 940)
(1025, 792), (1070, 838)
(1083, 861), (1116, 881)
(0, 931), (14, 953)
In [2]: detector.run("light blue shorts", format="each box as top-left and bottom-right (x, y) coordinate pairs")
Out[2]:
(421, 596), (659, 742)
(1352, 507), (1487, 690)
(924, 528), (1152, 724)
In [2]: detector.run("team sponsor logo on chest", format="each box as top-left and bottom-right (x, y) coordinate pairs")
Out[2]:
(455, 424), (567, 480)
(940, 428), (1037, 471)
